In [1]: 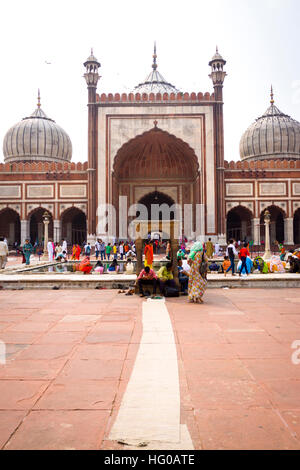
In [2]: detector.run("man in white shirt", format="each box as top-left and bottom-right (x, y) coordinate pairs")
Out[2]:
(62, 239), (67, 254)
(0, 237), (9, 269)
(225, 239), (238, 276)
(47, 240), (54, 262)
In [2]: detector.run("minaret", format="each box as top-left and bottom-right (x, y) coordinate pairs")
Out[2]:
(84, 49), (101, 239)
(209, 48), (227, 242)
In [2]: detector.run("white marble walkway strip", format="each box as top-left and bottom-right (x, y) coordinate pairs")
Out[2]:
(109, 298), (194, 449)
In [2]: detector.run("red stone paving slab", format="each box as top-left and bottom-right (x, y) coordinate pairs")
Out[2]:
(72, 343), (128, 361)
(231, 341), (290, 359)
(223, 330), (279, 344)
(280, 410), (300, 440)
(194, 408), (300, 450)
(34, 379), (119, 410)
(243, 359), (300, 380)
(6, 322), (55, 333)
(179, 343), (237, 360)
(57, 358), (124, 380)
(0, 380), (49, 410)
(185, 359), (252, 381)
(0, 331), (44, 344)
(4, 410), (110, 450)
(15, 344), (75, 361)
(187, 379), (273, 409)
(0, 358), (67, 380)
(262, 380), (300, 408)
(0, 411), (27, 449)
(34, 330), (87, 345)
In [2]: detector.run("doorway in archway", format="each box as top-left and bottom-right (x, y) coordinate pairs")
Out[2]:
(0, 209), (20, 246)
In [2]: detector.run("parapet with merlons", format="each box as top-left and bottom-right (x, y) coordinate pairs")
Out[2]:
(96, 92), (215, 104)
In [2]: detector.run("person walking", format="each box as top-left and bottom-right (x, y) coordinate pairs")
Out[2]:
(187, 242), (208, 304)
(95, 239), (101, 260)
(84, 242), (91, 257)
(23, 239), (33, 266)
(238, 242), (250, 276)
(206, 238), (214, 259)
(105, 243), (112, 260)
(0, 236), (9, 269)
(225, 239), (238, 276)
(99, 240), (106, 261)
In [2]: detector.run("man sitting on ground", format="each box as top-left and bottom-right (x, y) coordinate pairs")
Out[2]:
(137, 266), (158, 297)
(288, 255), (300, 274)
(157, 262), (177, 295)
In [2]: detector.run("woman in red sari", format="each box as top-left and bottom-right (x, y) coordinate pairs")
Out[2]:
(144, 241), (154, 269)
(75, 244), (81, 260)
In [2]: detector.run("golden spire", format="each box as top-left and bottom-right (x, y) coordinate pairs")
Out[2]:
(270, 85), (274, 105)
(37, 89), (41, 108)
(152, 41), (157, 70)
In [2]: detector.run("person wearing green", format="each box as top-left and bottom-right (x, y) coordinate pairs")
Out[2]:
(157, 262), (176, 295)
(105, 243), (112, 260)
(23, 239), (33, 265)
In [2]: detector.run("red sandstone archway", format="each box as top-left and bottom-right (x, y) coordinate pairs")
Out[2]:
(61, 207), (87, 246)
(227, 206), (253, 242)
(260, 206), (286, 245)
(112, 127), (200, 236)
(0, 208), (20, 246)
(294, 208), (300, 245)
(29, 207), (53, 245)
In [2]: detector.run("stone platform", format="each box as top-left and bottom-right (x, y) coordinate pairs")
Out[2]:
(0, 272), (300, 290)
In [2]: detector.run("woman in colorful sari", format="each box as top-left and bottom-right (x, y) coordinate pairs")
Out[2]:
(188, 242), (208, 304)
(79, 256), (93, 274)
(144, 241), (154, 269)
(75, 244), (81, 261)
(71, 245), (77, 260)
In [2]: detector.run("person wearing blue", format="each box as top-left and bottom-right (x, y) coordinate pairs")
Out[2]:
(23, 239), (33, 265)
(225, 239), (238, 276)
(178, 259), (189, 295)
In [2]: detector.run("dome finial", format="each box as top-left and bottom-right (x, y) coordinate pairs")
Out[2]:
(152, 41), (157, 70)
(37, 89), (41, 108)
(270, 85), (275, 105)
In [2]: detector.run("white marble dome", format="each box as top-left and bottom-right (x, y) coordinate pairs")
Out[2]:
(3, 100), (72, 163)
(240, 96), (300, 162)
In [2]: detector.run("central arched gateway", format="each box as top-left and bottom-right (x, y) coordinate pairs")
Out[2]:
(112, 126), (200, 237)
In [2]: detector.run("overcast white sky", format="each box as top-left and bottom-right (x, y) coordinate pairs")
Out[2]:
(0, 0), (299, 163)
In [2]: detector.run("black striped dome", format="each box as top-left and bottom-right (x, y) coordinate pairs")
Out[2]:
(240, 101), (300, 161)
(3, 105), (72, 163)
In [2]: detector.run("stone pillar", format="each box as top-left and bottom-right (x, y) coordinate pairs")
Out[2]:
(53, 220), (61, 244)
(252, 218), (260, 246)
(135, 237), (143, 276)
(263, 210), (272, 261)
(20, 220), (29, 245)
(41, 213), (50, 261)
(284, 218), (294, 246)
(171, 239), (179, 287)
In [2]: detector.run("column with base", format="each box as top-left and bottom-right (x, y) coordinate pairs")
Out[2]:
(252, 218), (260, 246)
(284, 218), (294, 246)
(53, 220), (61, 244)
(20, 220), (30, 245)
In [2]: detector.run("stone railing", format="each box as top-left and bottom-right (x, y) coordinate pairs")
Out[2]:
(0, 161), (88, 173)
(224, 159), (300, 170)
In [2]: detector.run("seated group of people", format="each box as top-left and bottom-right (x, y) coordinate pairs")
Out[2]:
(137, 260), (189, 297)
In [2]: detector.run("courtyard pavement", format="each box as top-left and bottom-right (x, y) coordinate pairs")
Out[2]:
(0, 288), (300, 450)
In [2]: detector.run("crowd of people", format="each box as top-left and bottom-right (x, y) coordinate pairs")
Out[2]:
(1, 234), (300, 305)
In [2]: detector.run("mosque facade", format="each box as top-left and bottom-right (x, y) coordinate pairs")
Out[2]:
(1, 48), (300, 247)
